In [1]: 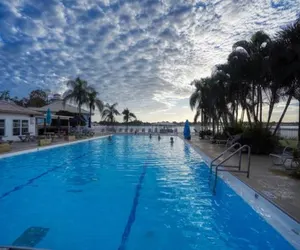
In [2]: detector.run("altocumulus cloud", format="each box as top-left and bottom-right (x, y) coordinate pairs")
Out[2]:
(0, 0), (299, 121)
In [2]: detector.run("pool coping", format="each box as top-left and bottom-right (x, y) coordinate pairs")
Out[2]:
(181, 137), (300, 249)
(0, 135), (111, 160)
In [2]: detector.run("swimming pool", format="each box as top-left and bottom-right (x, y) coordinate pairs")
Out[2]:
(0, 135), (296, 249)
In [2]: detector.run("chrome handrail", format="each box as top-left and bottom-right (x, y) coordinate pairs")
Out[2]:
(213, 145), (251, 193)
(209, 142), (241, 176)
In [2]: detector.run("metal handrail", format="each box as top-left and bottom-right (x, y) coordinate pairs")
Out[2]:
(213, 145), (251, 193)
(209, 142), (241, 176)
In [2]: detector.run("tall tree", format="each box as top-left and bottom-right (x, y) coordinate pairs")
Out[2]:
(122, 108), (137, 125)
(27, 89), (48, 107)
(270, 19), (300, 136)
(62, 77), (92, 119)
(0, 90), (10, 100)
(101, 103), (120, 124)
(87, 89), (104, 128)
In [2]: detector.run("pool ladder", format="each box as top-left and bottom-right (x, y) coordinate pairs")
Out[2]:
(209, 143), (251, 194)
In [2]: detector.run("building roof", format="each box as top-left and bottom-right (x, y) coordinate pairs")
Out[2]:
(30, 100), (90, 115)
(0, 100), (42, 116)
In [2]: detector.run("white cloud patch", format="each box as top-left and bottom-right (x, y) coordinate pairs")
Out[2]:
(0, 0), (299, 121)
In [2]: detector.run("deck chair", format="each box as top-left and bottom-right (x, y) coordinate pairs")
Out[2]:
(269, 146), (295, 169)
(226, 134), (242, 148)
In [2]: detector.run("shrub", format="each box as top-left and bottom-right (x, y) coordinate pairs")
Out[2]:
(199, 130), (212, 139)
(225, 122), (244, 136)
(290, 149), (300, 179)
(239, 124), (279, 154)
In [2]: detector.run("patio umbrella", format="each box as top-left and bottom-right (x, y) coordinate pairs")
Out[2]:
(184, 120), (191, 140)
(46, 108), (52, 126)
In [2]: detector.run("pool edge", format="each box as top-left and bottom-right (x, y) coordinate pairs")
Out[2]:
(180, 137), (300, 250)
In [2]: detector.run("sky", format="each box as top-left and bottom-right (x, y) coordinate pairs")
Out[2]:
(0, 0), (299, 122)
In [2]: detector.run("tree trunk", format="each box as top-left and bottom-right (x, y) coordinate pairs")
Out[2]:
(266, 101), (275, 129)
(78, 105), (82, 126)
(259, 87), (263, 123)
(256, 86), (259, 120)
(246, 108), (252, 129)
(273, 95), (293, 136)
(212, 118), (215, 136)
(298, 100), (300, 148)
(235, 102), (238, 124)
(89, 105), (92, 128)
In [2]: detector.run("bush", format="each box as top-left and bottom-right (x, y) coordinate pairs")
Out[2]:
(239, 124), (279, 154)
(199, 130), (212, 139)
(225, 122), (245, 136)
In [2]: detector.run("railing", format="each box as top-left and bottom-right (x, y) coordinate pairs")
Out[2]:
(209, 143), (241, 177)
(209, 144), (251, 194)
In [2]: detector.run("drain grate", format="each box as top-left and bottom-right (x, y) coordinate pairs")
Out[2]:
(12, 227), (49, 248)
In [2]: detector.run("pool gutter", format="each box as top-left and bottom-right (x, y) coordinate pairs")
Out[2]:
(181, 137), (300, 250)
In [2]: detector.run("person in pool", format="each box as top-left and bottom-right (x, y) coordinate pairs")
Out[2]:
(170, 137), (174, 144)
(108, 135), (112, 141)
(158, 135), (161, 141)
(149, 133), (152, 139)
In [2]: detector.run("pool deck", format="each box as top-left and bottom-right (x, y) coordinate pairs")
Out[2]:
(184, 135), (300, 223)
(0, 133), (111, 155)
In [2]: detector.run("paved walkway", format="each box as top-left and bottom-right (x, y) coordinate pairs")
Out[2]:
(186, 136), (300, 223)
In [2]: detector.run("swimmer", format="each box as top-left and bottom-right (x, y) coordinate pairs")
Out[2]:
(170, 137), (174, 144)
(158, 135), (161, 141)
(149, 133), (152, 139)
(108, 135), (112, 141)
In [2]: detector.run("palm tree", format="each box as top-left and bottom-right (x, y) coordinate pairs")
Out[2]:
(87, 89), (104, 128)
(232, 31), (272, 125)
(270, 20), (300, 137)
(101, 103), (120, 124)
(62, 77), (92, 124)
(122, 108), (136, 126)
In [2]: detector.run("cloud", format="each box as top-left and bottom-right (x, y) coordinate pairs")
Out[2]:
(0, 0), (299, 122)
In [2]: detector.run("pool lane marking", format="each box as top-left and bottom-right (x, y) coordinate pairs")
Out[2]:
(0, 153), (90, 200)
(118, 155), (150, 250)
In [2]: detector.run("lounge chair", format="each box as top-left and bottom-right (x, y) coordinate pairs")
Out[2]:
(125, 128), (128, 133)
(148, 129), (152, 133)
(18, 135), (30, 142)
(269, 146), (296, 169)
(130, 128), (134, 133)
(119, 128), (123, 133)
(226, 134), (242, 148)
(142, 128), (145, 133)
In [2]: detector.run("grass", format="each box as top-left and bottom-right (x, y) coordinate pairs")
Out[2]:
(279, 139), (299, 149)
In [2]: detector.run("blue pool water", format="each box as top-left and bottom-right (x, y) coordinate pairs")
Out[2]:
(0, 136), (294, 250)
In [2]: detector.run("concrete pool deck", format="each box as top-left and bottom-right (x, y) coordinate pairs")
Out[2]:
(184, 136), (300, 223)
(0, 133), (111, 155)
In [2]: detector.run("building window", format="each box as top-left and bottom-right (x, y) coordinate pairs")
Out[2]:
(0, 120), (5, 136)
(22, 120), (29, 135)
(13, 120), (21, 136)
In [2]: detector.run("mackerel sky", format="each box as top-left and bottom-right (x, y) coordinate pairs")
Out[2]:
(0, 0), (299, 122)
